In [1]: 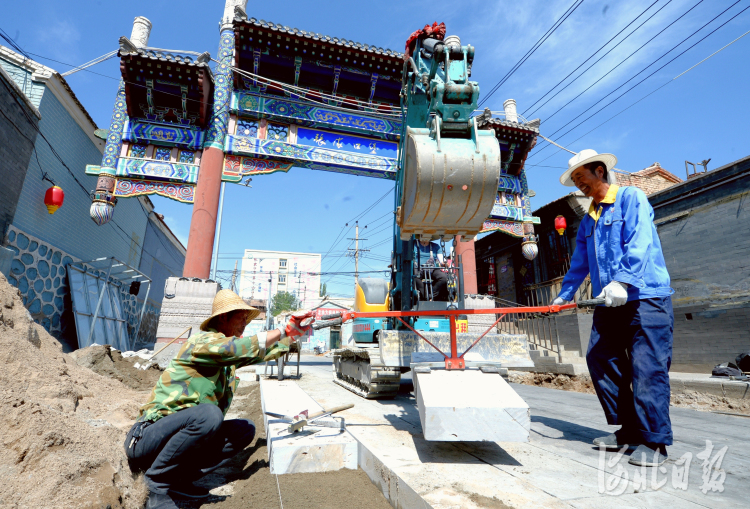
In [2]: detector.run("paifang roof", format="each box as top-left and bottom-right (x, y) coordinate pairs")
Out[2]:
(234, 15), (404, 60)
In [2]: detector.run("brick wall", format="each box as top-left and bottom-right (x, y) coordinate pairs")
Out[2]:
(0, 68), (38, 240)
(650, 158), (750, 367)
(0, 59), (45, 107)
(10, 83), (149, 264)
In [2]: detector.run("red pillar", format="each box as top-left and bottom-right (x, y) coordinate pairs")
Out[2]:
(183, 147), (224, 278)
(455, 236), (478, 294)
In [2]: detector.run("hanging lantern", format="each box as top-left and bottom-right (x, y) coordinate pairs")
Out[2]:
(554, 215), (567, 236)
(44, 186), (64, 214)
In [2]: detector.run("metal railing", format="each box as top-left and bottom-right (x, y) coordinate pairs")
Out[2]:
(523, 276), (593, 308)
(480, 296), (563, 363)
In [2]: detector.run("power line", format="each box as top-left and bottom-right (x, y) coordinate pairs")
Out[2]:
(478, 0), (585, 107)
(531, 0), (707, 124)
(532, 24), (750, 165)
(531, 1), (748, 159)
(523, 0), (670, 117)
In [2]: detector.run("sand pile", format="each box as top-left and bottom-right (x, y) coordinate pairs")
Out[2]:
(508, 370), (750, 415)
(0, 273), (148, 509)
(508, 371), (596, 394)
(70, 344), (162, 391)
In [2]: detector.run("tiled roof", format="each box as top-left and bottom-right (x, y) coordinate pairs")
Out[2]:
(477, 116), (540, 134)
(119, 48), (212, 73)
(234, 15), (404, 59)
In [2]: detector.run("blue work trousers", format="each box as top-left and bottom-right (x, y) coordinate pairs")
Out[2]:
(586, 297), (674, 445)
(124, 404), (255, 494)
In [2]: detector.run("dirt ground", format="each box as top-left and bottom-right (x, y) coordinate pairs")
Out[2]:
(0, 270), (390, 508)
(175, 383), (392, 509)
(0, 273), (149, 509)
(508, 371), (750, 416)
(70, 344), (162, 391)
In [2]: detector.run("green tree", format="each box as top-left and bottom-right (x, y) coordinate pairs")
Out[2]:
(271, 291), (299, 316)
(319, 283), (328, 298)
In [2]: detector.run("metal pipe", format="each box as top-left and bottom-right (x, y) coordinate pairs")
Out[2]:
(554, 315), (562, 364)
(131, 280), (151, 350)
(86, 258), (114, 347)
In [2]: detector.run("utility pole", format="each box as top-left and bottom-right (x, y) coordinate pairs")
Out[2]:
(266, 271), (273, 330)
(230, 260), (238, 293)
(347, 221), (368, 286)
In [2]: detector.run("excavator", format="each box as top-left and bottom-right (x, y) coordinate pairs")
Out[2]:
(327, 26), (553, 442)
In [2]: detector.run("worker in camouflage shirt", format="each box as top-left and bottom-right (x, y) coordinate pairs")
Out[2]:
(124, 289), (313, 509)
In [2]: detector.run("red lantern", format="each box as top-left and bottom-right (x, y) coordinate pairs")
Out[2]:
(44, 186), (64, 214)
(554, 215), (567, 236)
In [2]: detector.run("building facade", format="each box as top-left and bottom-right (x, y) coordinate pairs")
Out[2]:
(0, 45), (184, 351)
(239, 249), (321, 308)
(649, 155), (750, 371)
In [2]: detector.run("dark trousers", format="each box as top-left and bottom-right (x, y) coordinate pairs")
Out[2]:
(586, 297), (674, 445)
(124, 404), (255, 494)
(414, 269), (448, 301)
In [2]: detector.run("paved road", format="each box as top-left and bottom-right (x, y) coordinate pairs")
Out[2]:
(289, 355), (748, 509)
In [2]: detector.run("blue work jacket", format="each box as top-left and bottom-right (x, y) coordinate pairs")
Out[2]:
(558, 186), (673, 302)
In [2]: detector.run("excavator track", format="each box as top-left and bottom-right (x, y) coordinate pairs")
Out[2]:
(332, 347), (401, 399)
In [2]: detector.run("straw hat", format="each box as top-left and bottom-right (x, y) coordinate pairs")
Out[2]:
(559, 149), (617, 187)
(200, 289), (260, 331)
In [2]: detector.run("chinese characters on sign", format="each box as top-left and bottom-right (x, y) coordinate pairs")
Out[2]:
(298, 127), (398, 158)
(597, 440), (728, 496)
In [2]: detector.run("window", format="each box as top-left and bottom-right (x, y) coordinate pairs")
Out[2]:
(267, 123), (288, 141)
(237, 119), (258, 137)
(154, 147), (172, 161)
(179, 150), (195, 163)
(278, 274), (287, 283)
(130, 144), (147, 158)
(279, 259), (287, 268)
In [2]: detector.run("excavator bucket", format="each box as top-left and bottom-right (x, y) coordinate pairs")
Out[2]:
(398, 126), (502, 241)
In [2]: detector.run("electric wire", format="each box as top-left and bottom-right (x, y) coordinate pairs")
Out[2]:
(523, 0), (673, 117)
(531, 1), (748, 159)
(478, 0), (585, 107)
(530, 25), (750, 166)
(531, 0), (706, 124)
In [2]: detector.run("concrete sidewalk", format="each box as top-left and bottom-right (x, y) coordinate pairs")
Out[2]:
(288, 355), (748, 509)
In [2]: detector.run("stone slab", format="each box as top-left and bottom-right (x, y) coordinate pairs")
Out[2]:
(154, 277), (218, 341)
(259, 377), (358, 474)
(413, 367), (530, 442)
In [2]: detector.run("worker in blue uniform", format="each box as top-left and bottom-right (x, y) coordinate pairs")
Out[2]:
(553, 149), (674, 467)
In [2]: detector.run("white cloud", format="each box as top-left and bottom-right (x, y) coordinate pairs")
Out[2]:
(37, 19), (81, 60)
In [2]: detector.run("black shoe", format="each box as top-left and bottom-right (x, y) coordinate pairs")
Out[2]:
(169, 483), (211, 499)
(629, 443), (668, 466)
(593, 428), (637, 450)
(145, 492), (178, 509)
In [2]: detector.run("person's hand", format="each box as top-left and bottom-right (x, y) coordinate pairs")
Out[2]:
(279, 310), (314, 346)
(597, 281), (628, 307)
(551, 297), (568, 306)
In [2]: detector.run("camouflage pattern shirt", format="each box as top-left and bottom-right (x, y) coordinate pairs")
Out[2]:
(137, 329), (289, 423)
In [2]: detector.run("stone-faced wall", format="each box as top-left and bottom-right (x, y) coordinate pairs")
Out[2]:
(4, 225), (160, 351)
(5, 226), (74, 340)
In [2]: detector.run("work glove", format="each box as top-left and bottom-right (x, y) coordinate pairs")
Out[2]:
(597, 281), (628, 307)
(279, 310), (314, 346)
(551, 297), (568, 306)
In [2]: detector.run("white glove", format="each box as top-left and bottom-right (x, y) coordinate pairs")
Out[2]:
(551, 297), (568, 306)
(597, 281), (628, 307)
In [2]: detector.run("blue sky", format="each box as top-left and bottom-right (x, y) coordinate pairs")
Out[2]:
(3, 0), (749, 298)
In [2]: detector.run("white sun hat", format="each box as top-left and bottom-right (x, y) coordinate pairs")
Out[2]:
(559, 149), (618, 187)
